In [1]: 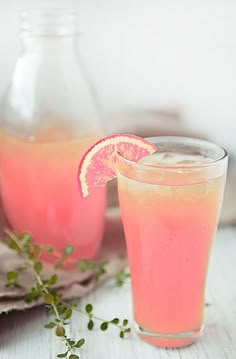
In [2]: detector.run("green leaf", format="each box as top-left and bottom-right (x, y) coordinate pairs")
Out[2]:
(57, 352), (68, 358)
(123, 319), (128, 326)
(44, 293), (54, 305)
(74, 338), (85, 348)
(55, 326), (65, 337)
(44, 322), (56, 329)
(87, 262), (96, 270)
(87, 319), (94, 330)
(69, 355), (79, 359)
(77, 259), (97, 272)
(94, 260), (109, 281)
(24, 287), (41, 303)
(111, 318), (119, 324)
(22, 245), (29, 253)
(100, 322), (108, 331)
(68, 340), (75, 346)
(116, 268), (130, 286)
(33, 261), (42, 274)
(77, 259), (89, 272)
(28, 252), (34, 260)
(6, 271), (18, 281)
(21, 233), (31, 243)
(44, 246), (53, 253)
(64, 245), (74, 255)
(7, 239), (20, 252)
(24, 293), (33, 303)
(119, 331), (124, 339)
(63, 308), (72, 320)
(57, 303), (68, 315)
(85, 304), (93, 314)
(36, 283), (44, 293)
(48, 274), (58, 285)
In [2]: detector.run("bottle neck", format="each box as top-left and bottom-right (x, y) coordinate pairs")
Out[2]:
(21, 34), (78, 56)
(19, 9), (79, 55)
(2, 9), (102, 138)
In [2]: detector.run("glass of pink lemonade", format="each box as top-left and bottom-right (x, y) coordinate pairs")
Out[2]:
(117, 136), (228, 348)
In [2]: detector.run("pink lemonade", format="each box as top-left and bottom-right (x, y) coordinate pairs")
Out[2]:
(117, 150), (227, 347)
(0, 131), (106, 264)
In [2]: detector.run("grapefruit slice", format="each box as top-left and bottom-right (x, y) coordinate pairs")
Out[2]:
(78, 134), (157, 197)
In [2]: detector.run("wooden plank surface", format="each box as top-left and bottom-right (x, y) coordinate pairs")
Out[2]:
(1, 226), (236, 359)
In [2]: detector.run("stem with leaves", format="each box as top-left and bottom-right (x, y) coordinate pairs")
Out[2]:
(77, 258), (130, 286)
(4, 230), (85, 358)
(78, 303), (131, 338)
(3, 230), (131, 359)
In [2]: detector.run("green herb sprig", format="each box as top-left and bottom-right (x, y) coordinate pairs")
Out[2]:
(115, 268), (130, 287)
(79, 303), (131, 338)
(77, 258), (130, 287)
(77, 258), (109, 282)
(3, 230), (131, 359)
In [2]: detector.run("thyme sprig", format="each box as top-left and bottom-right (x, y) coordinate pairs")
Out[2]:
(3, 230), (131, 359)
(77, 258), (109, 282)
(77, 259), (130, 286)
(115, 268), (130, 287)
(77, 303), (131, 338)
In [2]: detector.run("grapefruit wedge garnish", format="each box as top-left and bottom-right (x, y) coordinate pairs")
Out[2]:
(78, 134), (157, 197)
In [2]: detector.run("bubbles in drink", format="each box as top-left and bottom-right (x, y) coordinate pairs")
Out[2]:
(139, 152), (213, 166)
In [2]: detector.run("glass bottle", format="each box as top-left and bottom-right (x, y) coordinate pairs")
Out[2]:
(0, 9), (106, 264)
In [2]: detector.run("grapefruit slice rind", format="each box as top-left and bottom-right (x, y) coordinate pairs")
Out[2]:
(78, 134), (157, 197)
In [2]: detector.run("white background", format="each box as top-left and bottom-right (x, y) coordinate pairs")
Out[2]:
(1, 0), (236, 152)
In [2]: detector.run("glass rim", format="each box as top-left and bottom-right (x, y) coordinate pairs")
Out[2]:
(117, 136), (228, 171)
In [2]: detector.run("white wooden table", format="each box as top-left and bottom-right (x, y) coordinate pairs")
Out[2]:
(1, 226), (236, 359)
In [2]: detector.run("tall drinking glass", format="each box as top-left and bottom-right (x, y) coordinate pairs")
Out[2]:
(117, 136), (228, 348)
